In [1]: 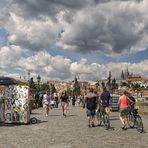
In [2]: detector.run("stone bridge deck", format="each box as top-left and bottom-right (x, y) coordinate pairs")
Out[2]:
(0, 105), (148, 148)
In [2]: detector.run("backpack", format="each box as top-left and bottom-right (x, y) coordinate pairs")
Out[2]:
(86, 97), (96, 109)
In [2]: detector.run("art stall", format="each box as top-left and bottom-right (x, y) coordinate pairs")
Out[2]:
(0, 77), (30, 124)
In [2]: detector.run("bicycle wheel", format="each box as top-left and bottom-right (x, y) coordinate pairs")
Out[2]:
(103, 113), (110, 130)
(30, 117), (37, 124)
(126, 112), (135, 128)
(127, 112), (135, 128)
(135, 115), (144, 133)
(96, 110), (102, 126)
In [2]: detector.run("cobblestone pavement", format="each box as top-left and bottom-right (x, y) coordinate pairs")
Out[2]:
(0, 104), (148, 148)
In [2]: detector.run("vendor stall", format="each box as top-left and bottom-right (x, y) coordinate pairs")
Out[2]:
(0, 77), (30, 124)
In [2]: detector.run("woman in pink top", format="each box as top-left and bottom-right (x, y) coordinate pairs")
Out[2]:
(118, 90), (129, 130)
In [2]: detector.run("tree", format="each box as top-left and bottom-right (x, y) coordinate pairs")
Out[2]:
(50, 84), (56, 95)
(121, 70), (124, 80)
(95, 80), (99, 88)
(111, 78), (118, 93)
(73, 77), (80, 96)
(107, 71), (112, 88)
(37, 75), (41, 91)
(121, 81), (129, 88)
(101, 81), (105, 89)
(40, 83), (50, 92)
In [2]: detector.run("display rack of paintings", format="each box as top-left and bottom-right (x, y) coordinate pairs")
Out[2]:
(3, 85), (30, 124)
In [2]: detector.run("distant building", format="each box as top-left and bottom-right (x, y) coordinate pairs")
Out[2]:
(121, 68), (148, 88)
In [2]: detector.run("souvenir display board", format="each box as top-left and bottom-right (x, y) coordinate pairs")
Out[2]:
(111, 94), (120, 111)
(4, 85), (30, 124)
(0, 86), (5, 122)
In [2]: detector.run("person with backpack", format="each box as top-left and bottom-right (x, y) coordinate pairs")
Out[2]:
(34, 92), (40, 109)
(84, 88), (97, 127)
(100, 87), (111, 114)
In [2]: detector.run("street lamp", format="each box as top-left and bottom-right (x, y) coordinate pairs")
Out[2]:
(37, 75), (41, 91)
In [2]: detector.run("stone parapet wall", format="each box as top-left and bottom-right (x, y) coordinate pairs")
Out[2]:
(136, 101), (148, 115)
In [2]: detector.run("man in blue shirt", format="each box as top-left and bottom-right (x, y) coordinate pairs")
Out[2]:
(100, 87), (111, 107)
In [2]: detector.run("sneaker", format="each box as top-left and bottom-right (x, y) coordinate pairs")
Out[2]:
(63, 113), (66, 116)
(92, 123), (95, 127)
(121, 125), (127, 130)
(46, 114), (48, 117)
(88, 124), (91, 128)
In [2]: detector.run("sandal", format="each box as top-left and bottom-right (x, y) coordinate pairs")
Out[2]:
(121, 125), (127, 130)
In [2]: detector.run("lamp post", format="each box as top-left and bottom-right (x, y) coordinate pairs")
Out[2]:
(37, 75), (41, 91)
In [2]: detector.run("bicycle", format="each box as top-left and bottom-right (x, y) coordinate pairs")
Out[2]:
(96, 103), (110, 130)
(127, 107), (144, 133)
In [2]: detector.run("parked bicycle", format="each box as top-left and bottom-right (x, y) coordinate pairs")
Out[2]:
(127, 107), (144, 133)
(96, 103), (110, 130)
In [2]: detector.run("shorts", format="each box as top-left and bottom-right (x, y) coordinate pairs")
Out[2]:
(119, 108), (128, 115)
(61, 102), (68, 107)
(86, 109), (96, 117)
(43, 103), (49, 108)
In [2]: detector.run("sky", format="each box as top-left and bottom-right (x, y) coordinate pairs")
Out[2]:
(0, 0), (148, 82)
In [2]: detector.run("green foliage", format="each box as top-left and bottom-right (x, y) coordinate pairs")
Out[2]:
(72, 76), (80, 96)
(110, 78), (118, 93)
(107, 71), (112, 87)
(121, 81), (129, 88)
(95, 80), (99, 88)
(131, 83), (141, 91)
(40, 83), (50, 92)
(101, 81), (105, 88)
(50, 84), (56, 94)
(121, 70), (124, 79)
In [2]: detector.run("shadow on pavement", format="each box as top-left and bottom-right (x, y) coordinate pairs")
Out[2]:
(66, 114), (77, 117)
(110, 118), (119, 121)
(48, 114), (61, 117)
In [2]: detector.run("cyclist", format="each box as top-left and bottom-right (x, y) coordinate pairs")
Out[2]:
(127, 92), (136, 110)
(100, 87), (111, 114)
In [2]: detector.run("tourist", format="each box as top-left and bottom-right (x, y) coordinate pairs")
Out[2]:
(60, 91), (69, 116)
(43, 91), (50, 116)
(100, 87), (111, 114)
(118, 90), (129, 130)
(72, 95), (76, 107)
(34, 91), (40, 109)
(54, 93), (59, 108)
(85, 88), (97, 127)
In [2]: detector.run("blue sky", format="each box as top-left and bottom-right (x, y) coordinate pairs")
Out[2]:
(0, 0), (148, 81)
(0, 28), (7, 47)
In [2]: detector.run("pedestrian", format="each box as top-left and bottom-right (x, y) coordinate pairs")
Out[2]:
(54, 93), (59, 108)
(118, 90), (129, 130)
(60, 91), (69, 116)
(43, 91), (50, 116)
(85, 88), (97, 127)
(72, 95), (76, 107)
(100, 87), (111, 114)
(34, 92), (40, 109)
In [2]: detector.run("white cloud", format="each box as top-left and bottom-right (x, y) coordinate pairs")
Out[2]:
(0, 50), (148, 80)
(19, 51), (72, 80)
(0, 45), (22, 68)
(5, 13), (59, 51)
(15, 52), (148, 80)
